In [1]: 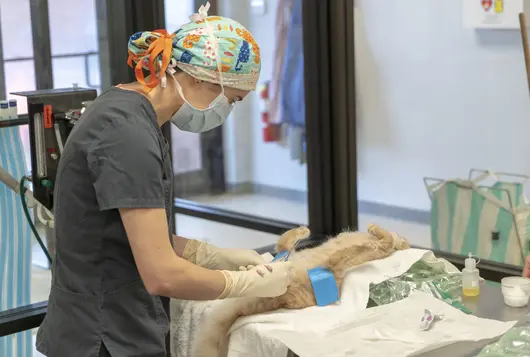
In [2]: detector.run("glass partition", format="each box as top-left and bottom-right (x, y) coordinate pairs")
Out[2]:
(354, 0), (527, 275)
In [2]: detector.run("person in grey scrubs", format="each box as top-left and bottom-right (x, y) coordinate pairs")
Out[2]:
(36, 8), (293, 357)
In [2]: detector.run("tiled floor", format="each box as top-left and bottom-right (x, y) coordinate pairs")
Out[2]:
(26, 193), (431, 356)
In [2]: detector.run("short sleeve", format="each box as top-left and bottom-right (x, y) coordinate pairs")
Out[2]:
(87, 119), (165, 211)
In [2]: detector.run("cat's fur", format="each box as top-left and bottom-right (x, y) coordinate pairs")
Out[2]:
(193, 224), (410, 357)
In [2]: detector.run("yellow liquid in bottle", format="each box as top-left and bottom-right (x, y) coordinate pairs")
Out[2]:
(463, 287), (480, 297)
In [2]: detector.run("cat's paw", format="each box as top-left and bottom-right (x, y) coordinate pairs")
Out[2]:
(277, 226), (311, 252)
(293, 226), (311, 239)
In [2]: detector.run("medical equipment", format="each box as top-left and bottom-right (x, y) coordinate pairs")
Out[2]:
(308, 267), (339, 306)
(0, 87), (96, 263)
(462, 253), (481, 297)
(12, 87), (96, 211)
(273, 238), (301, 262)
(419, 309), (443, 331)
(501, 276), (530, 307)
(368, 259), (474, 314)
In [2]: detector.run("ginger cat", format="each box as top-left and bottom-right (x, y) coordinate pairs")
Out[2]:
(193, 224), (410, 357)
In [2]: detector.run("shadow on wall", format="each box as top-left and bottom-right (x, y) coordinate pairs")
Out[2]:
(354, 4), (393, 174)
(476, 28), (526, 48)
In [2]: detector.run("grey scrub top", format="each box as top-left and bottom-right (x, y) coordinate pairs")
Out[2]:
(36, 87), (174, 357)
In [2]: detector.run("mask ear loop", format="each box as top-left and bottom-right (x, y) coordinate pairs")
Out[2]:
(160, 58), (177, 88)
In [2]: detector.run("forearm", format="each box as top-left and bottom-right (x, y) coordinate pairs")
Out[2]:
(174, 235), (265, 270)
(158, 256), (226, 301)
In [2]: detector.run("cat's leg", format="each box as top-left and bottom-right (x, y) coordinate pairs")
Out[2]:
(276, 226), (311, 253)
(239, 226), (312, 271)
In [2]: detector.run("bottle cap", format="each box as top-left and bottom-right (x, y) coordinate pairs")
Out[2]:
(465, 252), (478, 270)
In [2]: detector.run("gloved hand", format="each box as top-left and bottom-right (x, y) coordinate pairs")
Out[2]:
(523, 255), (530, 279)
(217, 262), (293, 299)
(183, 239), (265, 270)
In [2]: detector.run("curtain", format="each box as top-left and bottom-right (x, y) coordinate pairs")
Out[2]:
(268, 0), (294, 125)
(0, 126), (32, 357)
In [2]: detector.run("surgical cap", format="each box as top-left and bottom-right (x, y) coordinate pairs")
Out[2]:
(127, 6), (261, 91)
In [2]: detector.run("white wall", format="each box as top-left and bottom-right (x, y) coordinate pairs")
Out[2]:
(220, 0), (308, 191)
(355, 0), (530, 211)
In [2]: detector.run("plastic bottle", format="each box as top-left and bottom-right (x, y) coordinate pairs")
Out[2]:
(8, 99), (18, 119)
(0, 100), (9, 120)
(462, 253), (480, 297)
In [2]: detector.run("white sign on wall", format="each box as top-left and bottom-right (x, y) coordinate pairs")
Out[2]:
(463, 0), (524, 29)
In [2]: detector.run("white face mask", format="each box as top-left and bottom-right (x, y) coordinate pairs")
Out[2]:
(170, 79), (233, 133)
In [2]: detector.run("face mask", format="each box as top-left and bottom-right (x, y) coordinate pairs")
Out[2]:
(170, 79), (233, 133)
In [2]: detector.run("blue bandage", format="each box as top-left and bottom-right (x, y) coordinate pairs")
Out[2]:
(273, 251), (289, 262)
(308, 267), (339, 307)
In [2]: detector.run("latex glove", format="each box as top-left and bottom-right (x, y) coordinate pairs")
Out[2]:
(183, 239), (265, 270)
(523, 255), (530, 279)
(217, 262), (293, 299)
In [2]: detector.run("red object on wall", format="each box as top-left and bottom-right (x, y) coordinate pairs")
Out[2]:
(263, 124), (280, 143)
(261, 111), (269, 124)
(260, 81), (277, 142)
(263, 126), (273, 142)
(260, 82), (269, 100)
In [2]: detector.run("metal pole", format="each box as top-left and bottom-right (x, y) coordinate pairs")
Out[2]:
(29, 0), (54, 89)
(519, 13), (530, 97)
(0, 4), (6, 100)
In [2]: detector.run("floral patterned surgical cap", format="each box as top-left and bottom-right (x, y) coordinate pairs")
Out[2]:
(127, 2), (261, 91)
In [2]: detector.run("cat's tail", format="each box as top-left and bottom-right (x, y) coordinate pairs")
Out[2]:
(192, 297), (284, 357)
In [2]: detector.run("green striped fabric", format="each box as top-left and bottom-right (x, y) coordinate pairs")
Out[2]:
(491, 182), (525, 208)
(430, 180), (530, 267)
